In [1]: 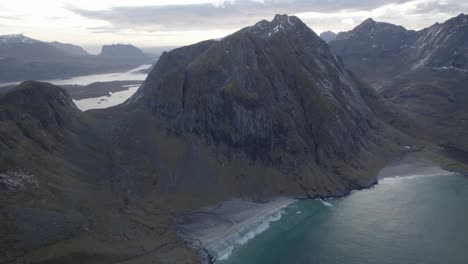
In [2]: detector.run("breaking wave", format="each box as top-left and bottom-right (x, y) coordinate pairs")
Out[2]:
(211, 205), (290, 261)
(320, 199), (333, 207)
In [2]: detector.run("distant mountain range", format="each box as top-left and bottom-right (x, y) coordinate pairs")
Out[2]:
(0, 34), (155, 83)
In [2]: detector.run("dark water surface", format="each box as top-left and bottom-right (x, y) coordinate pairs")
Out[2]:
(220, 174), (468, 264)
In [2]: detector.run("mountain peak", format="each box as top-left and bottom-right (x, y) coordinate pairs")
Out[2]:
(362, 18), (376, 25)
(7, 81), (77, 110)
(320, 31), (337, 43)
(242, 14), (312, 38)
(271, 14), (301, 28)
(0, 81), (79, 129)
(0, 34), (40, 44)
(451, 13), (468, 23)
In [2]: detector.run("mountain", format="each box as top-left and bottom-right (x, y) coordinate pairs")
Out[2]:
(100, 44), (146, 58)
(0, 34), (87, 58)
(0, 34), (154, 83)
(128, 14), (401, 195)
(0, 81), (198, 263)
(329, 14), (468, 89)
(0, 15), (408, 264)
(330, 18), (418, 88)
(329, 14), (468, 152)
(0, 40), (68, 59)
(320, 30), (337, 42)
(49, 41), (89, 57)
(411, 14), (468, 71)
(0, 34), (40, 44)
(99, 44), (153, 65)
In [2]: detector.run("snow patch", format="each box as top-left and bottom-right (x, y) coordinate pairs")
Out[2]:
(0, 170), (38, 193)
(432, 66), (468, 73)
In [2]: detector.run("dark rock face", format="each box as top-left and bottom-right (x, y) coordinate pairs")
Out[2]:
(412, 14), (468, 70)
(129, 14), (393, 187)
(320, 31), (337, 43)
(330, 18), (418, 88)
(330, 14), (468, 151)
(330, 14), (468, 89)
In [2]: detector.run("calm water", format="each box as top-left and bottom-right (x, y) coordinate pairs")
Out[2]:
(73, 85), (140, 111)
(219, 174), (468, 264)
(0, 64), (151, 87)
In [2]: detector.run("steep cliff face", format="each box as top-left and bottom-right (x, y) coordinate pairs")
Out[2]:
(411, 14), (468, 70)
(331, 18), (418, 88)
(127, 15), (398, 197)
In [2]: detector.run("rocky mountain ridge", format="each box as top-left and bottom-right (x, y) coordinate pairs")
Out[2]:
(330, 14), (468, 88)
(330, 14), (468, 152)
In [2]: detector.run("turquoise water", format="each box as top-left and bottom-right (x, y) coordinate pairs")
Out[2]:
(219, 174), (468, 264)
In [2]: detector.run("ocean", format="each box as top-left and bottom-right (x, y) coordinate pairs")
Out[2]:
(217, 173), (468, 264)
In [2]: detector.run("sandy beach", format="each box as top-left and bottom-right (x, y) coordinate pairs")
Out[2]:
(175, 153), (458, 263)
(176, 197), (295, 261)
(377, 154), (454, 179)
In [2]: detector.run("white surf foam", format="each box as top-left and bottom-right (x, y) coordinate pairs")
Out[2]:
(210, 203), (291, 262)
(320, 199), (333, 207)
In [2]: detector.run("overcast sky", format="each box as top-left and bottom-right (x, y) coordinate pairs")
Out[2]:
(0, 0), (466, 48)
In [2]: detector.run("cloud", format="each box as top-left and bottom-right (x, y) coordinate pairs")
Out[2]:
(67, 0), (415, 32)
(412, 0), (466, 14)
(0, 15), (20, 20)
(5, 0), (458, 46)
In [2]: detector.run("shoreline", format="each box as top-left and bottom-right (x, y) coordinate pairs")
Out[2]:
(175, 197), (295, 263)
(175, 152), (458, 263)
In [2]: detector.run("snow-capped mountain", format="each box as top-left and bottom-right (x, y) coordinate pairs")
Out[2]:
(0, 34), (40, 44)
